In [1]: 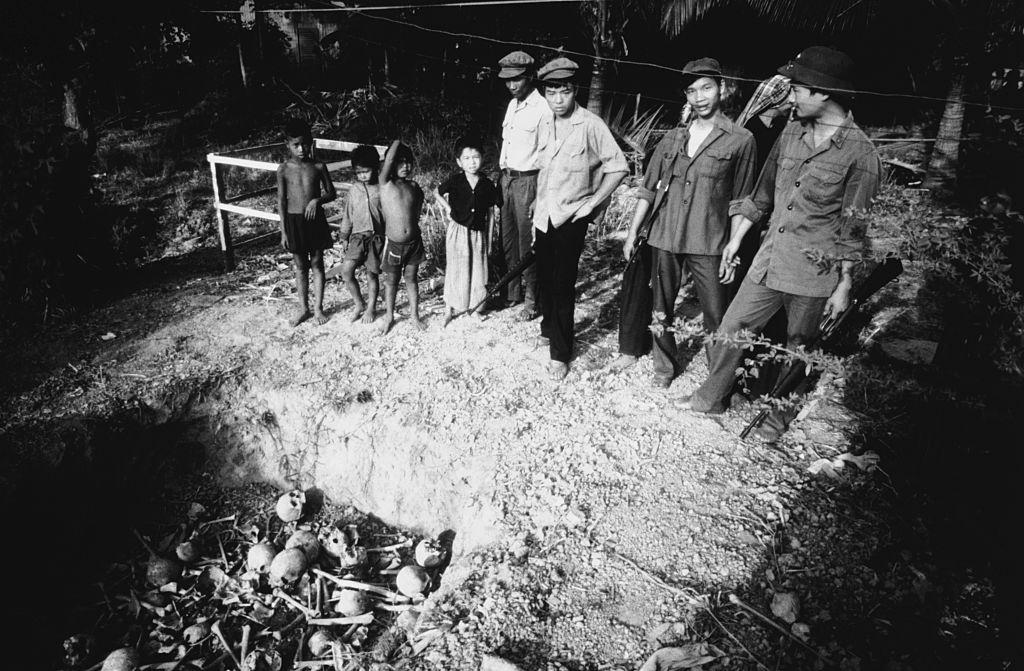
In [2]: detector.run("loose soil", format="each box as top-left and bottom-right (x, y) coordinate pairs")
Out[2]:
(0, 209), (1011, 670)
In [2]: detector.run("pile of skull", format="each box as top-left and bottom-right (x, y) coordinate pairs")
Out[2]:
(69, 489), (449, 671)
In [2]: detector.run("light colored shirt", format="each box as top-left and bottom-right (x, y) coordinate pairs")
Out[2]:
(533, 104), (628, 232)
(730, 114), (882, 297)
(641, 114), (758, 255)
(340, 182), (383, 238)
(499, 89), (547, 171)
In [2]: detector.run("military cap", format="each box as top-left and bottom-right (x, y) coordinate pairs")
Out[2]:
(537, 57), (578, 83)
(778, 46), (855, 96)
(497, 51), (535, 79)
(681, 57), (723, 85)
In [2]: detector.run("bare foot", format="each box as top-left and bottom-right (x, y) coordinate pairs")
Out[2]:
(290, 309), (312, 327)
(348, 301), (365, 323)
(412, 317), (428, 332)
(314, 309), (330, 325)
(377, 316), (395, 336)
(442, 309), (455, 328)
(360, 307), (376, 325)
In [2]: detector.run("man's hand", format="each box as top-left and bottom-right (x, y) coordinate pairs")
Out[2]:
(718, 239), (742, 283)
(623, 230), (636, 261)
(304, 198), (320, 221)
(824, 281), (851, 320)
(571, 199), (595, 222)
(281, 233), (288, 251)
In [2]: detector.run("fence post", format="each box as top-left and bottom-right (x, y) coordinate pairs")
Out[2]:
(208, 156), (235, 272)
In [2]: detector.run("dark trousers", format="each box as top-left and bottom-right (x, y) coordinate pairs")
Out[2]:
(618, 241), (653, 357)
(691, 277), (827, 412)
(536, 216), (590, 363)
(732, 229), (787, 397)
(651, 249), (728, 378)
(500, 173), (538, 309)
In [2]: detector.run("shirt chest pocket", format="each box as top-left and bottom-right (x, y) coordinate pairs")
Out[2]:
(804, 165), (845, 206)
(697, 149), (732, 178)
(566, 141), (588, 172)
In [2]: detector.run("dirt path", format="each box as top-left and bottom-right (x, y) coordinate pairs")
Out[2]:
(2, 230), (999, 671)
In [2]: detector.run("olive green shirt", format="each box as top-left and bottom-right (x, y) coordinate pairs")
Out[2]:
(641, 115), (758, 255)
(731, 114), (882, 297)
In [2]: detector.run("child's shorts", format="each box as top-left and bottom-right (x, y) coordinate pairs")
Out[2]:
(381, 234), (426, 273)
(344, 232), (383, 274)
(283, 212), (332, 255)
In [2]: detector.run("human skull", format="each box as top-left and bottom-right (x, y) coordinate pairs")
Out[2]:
(268, 547), (307, 587)
(285, 530), (320, 564)
(246, 542), (278, 574)
(334, 588), (369, 616)
(275, 490), (305, 523)
(414, 538), (447, 568)
(307, 629), (336, 657)
(396, 565), (430, 597)
(147, 556), (182, 587)
(101, 647), (140, 671)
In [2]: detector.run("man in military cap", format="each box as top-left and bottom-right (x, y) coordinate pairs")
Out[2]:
(532, 57), (629, 381)
(497, 50), (547, 320)
(680, 47), (882, 440)
(616, 57), (758, 389)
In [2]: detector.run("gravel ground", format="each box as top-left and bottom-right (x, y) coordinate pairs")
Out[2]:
(0, 218), (1006, 671)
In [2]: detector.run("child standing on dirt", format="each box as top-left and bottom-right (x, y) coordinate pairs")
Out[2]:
(378, 139), (426, 334)
(338, 145), (384, 323)
(277, 118), (337, 327)
(434, 137), (500, 326)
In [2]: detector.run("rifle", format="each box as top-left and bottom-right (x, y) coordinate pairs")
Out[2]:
(444, 251), (536, 326)
(739, 258), (904, 439)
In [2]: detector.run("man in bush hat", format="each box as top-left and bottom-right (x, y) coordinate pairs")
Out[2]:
(532, 56), (628, 381)
(614, 57), (758, 389)
(680, 46), (882, 440)
(497, 50), (547, 321)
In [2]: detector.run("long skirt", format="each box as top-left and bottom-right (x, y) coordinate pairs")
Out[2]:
(443, 222), (488, 311)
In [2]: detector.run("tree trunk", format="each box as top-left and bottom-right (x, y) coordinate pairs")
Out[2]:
(62, 79), (95, 156)
(587, 56), (606, 117)
(924, 59), (968, 194)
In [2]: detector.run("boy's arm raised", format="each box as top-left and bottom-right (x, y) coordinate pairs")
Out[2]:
(379, 139), (402, 184)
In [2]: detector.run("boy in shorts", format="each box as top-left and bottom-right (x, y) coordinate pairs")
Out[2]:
(276, 118), (337, 326)
(338, 144), (384, 323)
(378, 139), (426, 334)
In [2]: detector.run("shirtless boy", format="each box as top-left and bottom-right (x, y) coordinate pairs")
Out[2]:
(276, 118), (337, 326)
(378, 139), (426, 334)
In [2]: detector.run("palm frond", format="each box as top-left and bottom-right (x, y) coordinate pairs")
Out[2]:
(660, 0), (880, 37)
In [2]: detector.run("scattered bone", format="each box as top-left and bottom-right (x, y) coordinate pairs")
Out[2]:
(307, 613), (375, 626)
(274, 588), (318, 617)
(210, 621), (242, 669)
(366, 538), (412, 553)
(312, 570), (409, 602)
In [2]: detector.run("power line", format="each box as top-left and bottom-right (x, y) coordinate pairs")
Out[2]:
(347, 7), (1024, 114)
(200, 0), (584, 14)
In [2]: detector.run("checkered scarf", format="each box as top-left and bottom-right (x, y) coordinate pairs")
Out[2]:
(736, 75), (791, 127)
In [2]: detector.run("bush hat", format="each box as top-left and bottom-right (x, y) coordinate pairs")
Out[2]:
(681, 57), (723, 86)
(538, 57), (578, 83)
(778, 46), (855, 96)
(498, 51), (535, 79)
